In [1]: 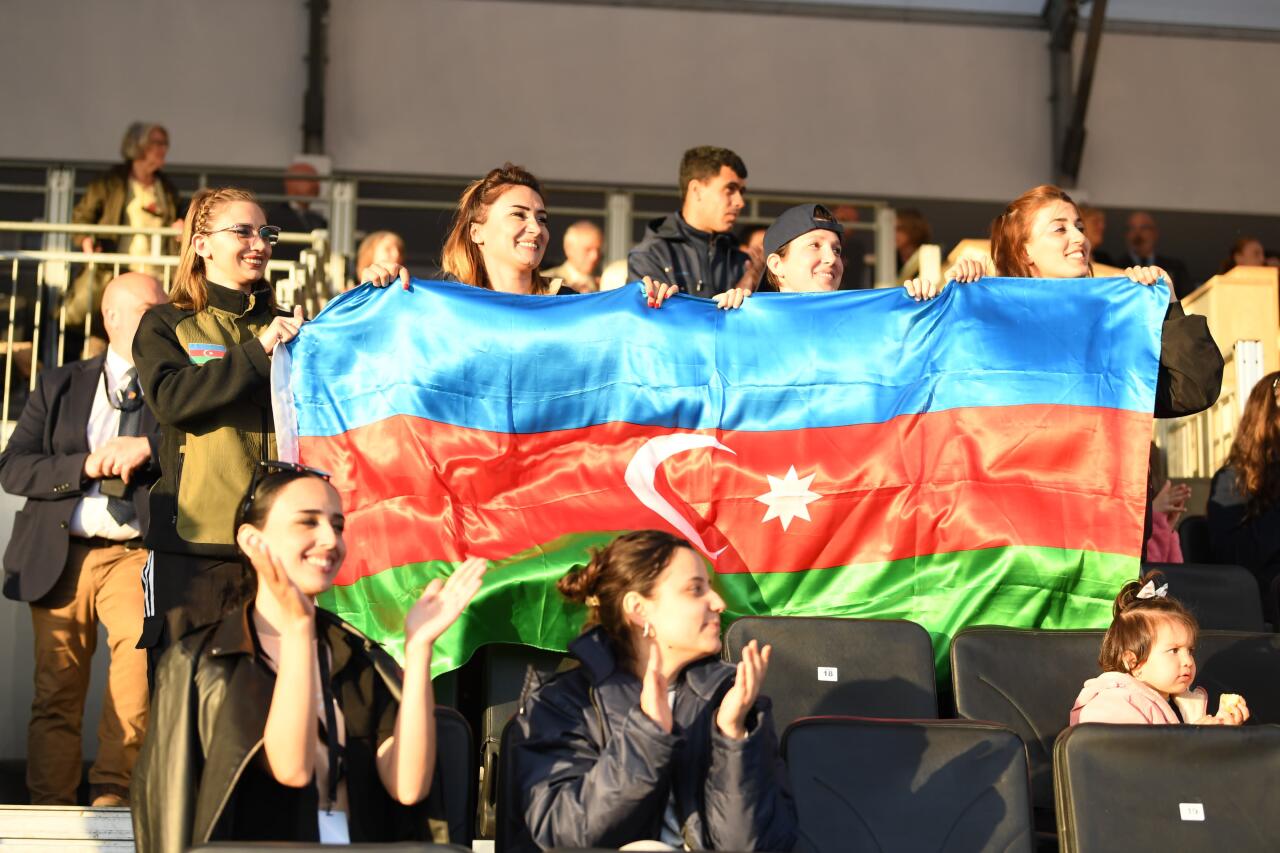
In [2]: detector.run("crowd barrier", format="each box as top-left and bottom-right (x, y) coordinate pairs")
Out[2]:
(0, 158), (902, 293)
(0, 225), (326, 449)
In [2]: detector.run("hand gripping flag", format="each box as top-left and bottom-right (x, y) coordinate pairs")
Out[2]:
(279, 277), (1165, 675)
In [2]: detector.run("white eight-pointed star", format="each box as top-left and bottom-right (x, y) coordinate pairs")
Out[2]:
(754, 466), (821, 531)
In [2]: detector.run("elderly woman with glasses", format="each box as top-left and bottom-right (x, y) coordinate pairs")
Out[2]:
(132, 462), (484, 851)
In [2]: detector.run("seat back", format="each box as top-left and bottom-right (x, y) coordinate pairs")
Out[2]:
(478, 645), (571, 838)
(1143, 562), (1266, 631)
(1196, 630), (1280, 724)
(1176, 515), (1212, 563)
(1054, 723), (1280, 853)
(950, 628), (1103, 815)
(783, 717), (1033, 853)
(724, 616), (937, 730)
(433, 706), (476, 847)
(495, 716), (530, 853)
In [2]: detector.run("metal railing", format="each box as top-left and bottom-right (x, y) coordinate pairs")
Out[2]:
(0, 158), (901, 289)
(0, 244), (325, 447)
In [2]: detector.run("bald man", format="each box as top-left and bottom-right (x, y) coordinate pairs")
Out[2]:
(543, 220), (603, 292)
(0, 272), (167, 806)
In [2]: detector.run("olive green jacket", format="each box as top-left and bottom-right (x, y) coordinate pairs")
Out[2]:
(133, 282), (283, 558)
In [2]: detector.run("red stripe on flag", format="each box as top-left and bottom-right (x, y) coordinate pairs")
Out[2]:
(300, 404), (1150, 586)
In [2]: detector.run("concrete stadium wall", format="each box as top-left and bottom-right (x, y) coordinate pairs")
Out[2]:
(2, 0), (1280, 216)
(1, 0), (1276, 215)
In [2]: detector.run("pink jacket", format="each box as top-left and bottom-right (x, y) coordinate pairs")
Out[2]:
(1145, 512), (1184, 563)
(1069, 671), (1208, 725)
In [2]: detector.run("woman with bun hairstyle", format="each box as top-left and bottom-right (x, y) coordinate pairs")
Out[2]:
(132, 464), (484, 851)
(508, 530), (796, 852)
(1208, 372), (1280, 618)
(1070, 573), (1249, 725)
(904, 184), (1222, 419)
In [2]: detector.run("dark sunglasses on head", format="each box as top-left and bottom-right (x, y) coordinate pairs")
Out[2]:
(236, 460), (332, 531)
(205, 224), (282, 246)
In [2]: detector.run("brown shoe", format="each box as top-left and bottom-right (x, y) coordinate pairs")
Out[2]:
(91, 793), (128, 808)
(89, 783), (129, 808)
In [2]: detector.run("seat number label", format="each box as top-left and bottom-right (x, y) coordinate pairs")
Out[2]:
(817, 666), (838, 682)
(1179, 803), (1205, 821)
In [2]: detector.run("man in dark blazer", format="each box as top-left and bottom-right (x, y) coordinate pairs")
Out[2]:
(0, 273), (166, 807)
(1124, 211), (1194, 299)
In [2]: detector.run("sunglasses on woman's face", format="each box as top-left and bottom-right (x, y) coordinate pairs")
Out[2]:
(205, 224), (282, 246)
(237, 460), (332, 530)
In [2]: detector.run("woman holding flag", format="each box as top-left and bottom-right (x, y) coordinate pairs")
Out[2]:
(902, 184), (1222, 419)
(361, 163), (749, 309)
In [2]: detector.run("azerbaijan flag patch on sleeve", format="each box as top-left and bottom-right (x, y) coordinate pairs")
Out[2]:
(187, 343), (226, 364)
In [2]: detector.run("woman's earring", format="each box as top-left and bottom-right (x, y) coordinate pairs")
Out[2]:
(642, 622), (654, 639)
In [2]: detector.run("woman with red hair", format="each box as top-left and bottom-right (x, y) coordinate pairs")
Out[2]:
(904, 184), (1221, 418)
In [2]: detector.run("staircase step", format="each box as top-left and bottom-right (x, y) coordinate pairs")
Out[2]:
(0, 805), (133, 850)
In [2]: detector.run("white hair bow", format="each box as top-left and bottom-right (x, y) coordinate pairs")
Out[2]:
(1136, 580), (1168, 599)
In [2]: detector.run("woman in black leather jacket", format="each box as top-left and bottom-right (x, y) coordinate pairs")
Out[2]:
(130, 464), (484, 852)
(509, 530), (797, 852)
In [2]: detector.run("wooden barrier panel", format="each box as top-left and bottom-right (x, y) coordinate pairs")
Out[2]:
(1158, 265), (1280, 478)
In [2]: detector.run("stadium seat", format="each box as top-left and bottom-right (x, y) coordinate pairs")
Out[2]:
(1142, 562), (1266, 631)
(783, 717), (1034, 853)
(433, 706), (476, 847)
(478, 645), (572, 838)
(1054, 723), (1280, 853)
(950, 628), (1102, 827)
(723, 616), (938, 729)
(495, 716), (526, 853)
(1176, 514), (1212, 563)
(1196, 630), (1280, 724)
(433, 670), (459, 708)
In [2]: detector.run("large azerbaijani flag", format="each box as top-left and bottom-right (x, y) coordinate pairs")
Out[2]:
(278, 277), (1166, 675)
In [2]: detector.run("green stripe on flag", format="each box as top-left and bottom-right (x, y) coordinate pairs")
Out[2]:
(318, 534), (1137, 678)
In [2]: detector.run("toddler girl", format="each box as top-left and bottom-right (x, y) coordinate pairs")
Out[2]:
(1070, 575), (1249, 725)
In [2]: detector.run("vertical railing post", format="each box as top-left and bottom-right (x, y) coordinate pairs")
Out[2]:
(328, 179), (357, 295)
(874, 205), (897, 288)
(605, 191), (633, 266)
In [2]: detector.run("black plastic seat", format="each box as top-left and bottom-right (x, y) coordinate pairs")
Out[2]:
(1176, 514), (1212, 563)
(783, 716), (1033, 853)
(723, 616), (938, 730)
(950, 627), (1103, 828)
(1143, 561), (1266, 631)
(1195, 630), (1280, 724)
(1054, 723), (1280, 852)
(478, 644), (571, 838)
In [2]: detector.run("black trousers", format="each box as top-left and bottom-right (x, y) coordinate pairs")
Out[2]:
(138, 550), (251, 689)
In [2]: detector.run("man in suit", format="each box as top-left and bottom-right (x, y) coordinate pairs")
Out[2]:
(0, 272), (166, 807)
(266, 161), (328, 262)
(1125, 211), (1193, 299)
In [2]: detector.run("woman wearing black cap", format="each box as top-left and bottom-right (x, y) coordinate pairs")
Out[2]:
(760, 204), (846, 293)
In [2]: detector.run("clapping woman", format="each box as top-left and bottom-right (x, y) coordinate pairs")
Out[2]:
(509, 530), (796, 852)
(131, 464), (483, 851)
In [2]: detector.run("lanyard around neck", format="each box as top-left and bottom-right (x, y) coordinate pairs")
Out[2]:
(315, 635), (344, 809)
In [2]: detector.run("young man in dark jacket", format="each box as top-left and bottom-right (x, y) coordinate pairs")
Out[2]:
(627, 146), (762, 298)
